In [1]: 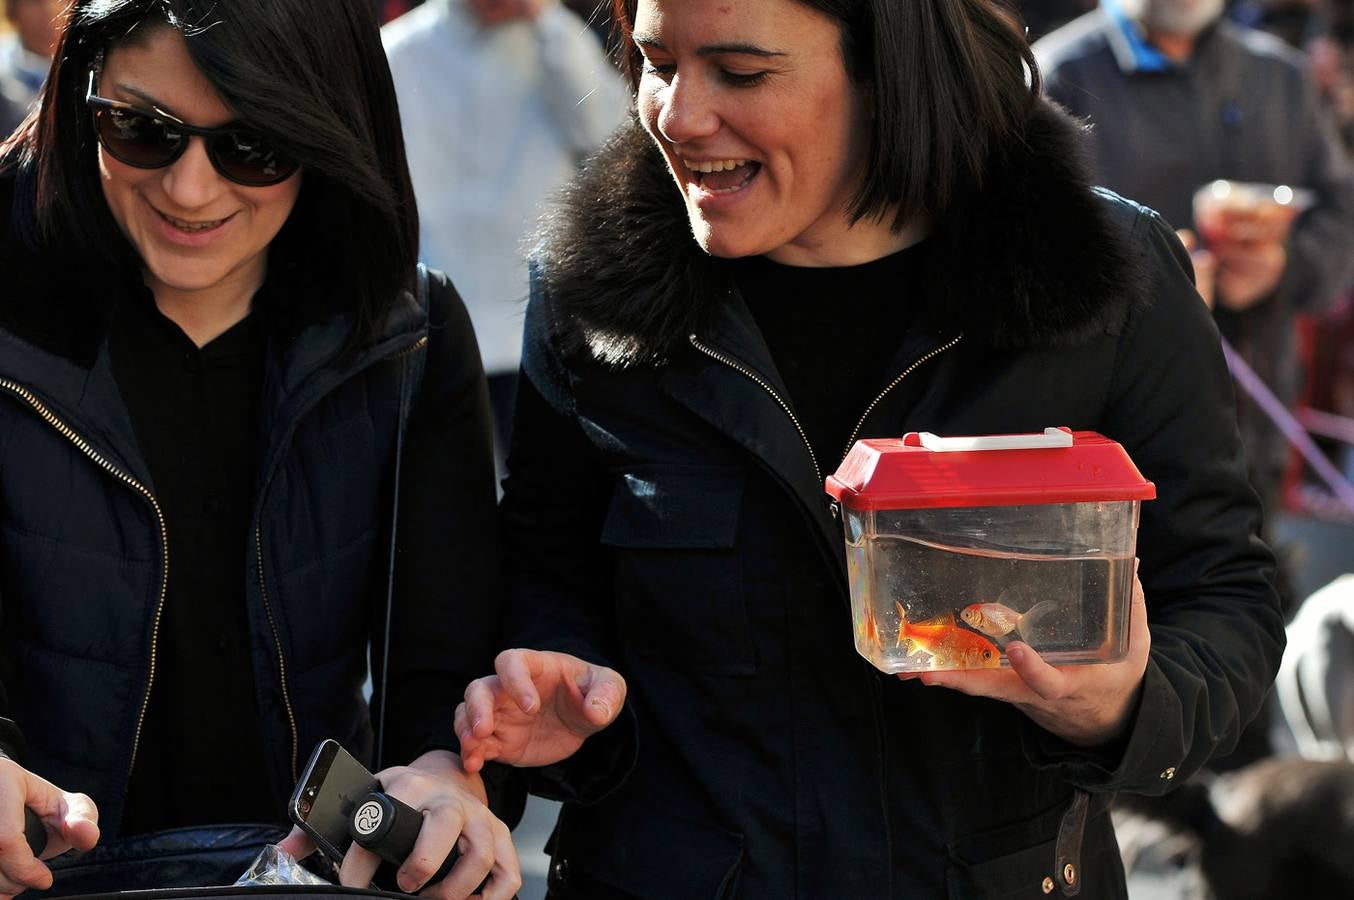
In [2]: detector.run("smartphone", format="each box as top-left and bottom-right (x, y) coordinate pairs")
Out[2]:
(289, 738), (382, 864)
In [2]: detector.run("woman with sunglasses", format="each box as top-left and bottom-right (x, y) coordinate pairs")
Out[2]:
(0, 1), (520, 898)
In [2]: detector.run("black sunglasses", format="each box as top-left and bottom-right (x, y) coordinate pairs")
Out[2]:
(85, 54), (299, 188)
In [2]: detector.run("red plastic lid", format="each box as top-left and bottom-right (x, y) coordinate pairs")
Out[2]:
(824, 428), (1156, 510)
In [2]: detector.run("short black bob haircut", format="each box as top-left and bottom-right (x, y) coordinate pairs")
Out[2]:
(1, 0), (419, 350)
(610, 0), (1041, 231)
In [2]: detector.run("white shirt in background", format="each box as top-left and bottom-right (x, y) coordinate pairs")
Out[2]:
(383, 0), (628, 376)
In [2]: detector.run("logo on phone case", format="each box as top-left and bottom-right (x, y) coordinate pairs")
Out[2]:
(353, 800), (384, 836)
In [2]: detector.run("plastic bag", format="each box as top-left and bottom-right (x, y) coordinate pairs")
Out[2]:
(235, 844), (334, 887)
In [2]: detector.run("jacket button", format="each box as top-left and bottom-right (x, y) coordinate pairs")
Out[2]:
(548, 857), (569, 892)
(1063, 863), (1076, 885)
(1160, 766), (1177, 780)
(1042, 875), (1056, 894)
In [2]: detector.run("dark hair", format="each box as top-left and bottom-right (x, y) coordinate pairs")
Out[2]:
(610, 0), (1040, 229)
(0, 0), (418, 349)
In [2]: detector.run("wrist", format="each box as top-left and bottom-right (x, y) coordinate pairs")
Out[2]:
(410, 749), (489, 805)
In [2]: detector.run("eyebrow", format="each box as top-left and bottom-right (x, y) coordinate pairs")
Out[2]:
(632, 33), (787, 58)
(111, 82), (181, 117)
(112, 82), (238, 127)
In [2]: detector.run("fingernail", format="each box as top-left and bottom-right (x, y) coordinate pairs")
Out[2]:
(1008, 645), (1026, 664)
(520, 695), (536, 713)
(591, 698), (611, 719)
(397, 873), (417, 893)
(471, 716), (482, 731)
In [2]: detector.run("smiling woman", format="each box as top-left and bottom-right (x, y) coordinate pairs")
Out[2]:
(453, 0), (1286, 897)
(0, 1), (521, 898)
(91, 29), (303, 344)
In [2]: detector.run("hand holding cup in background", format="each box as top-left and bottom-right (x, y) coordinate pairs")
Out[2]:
(1191, 180), (1311, 312)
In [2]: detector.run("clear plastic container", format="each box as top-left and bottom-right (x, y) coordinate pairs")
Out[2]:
(826, 429), (1155, 673)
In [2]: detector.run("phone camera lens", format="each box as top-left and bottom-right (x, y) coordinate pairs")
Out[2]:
(298, 798), (312, 815)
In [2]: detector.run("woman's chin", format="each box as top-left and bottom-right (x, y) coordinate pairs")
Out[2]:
(142, 259), (232, 294)
(689, 222), (771, 260)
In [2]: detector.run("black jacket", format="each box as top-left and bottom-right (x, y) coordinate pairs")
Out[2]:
(500, 102), (1285, 899)
(0, 172), (515, 837)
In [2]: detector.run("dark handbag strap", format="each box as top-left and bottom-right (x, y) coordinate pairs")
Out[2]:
(374, 264), (431, 771)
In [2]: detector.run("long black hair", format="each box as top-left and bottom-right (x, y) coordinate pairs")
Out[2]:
(0, 0), (418, 349)
(610, 0), (1040, 231)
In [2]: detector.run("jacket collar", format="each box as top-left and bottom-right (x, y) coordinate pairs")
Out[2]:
(1, 173), (428, 473)
(535, 98), (1147, 369)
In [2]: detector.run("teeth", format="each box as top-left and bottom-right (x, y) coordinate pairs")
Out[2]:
(163, 212), (226, 232)
(686, 158), (747, 174)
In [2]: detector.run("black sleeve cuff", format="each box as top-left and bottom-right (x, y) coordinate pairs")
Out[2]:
(478, 762), (528, 829)
(0, 717), (25, 764)
(524, 703), (638, 806)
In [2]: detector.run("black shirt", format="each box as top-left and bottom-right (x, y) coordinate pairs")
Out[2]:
(108, 286), (276, 834)
(732, 244), (930, 474)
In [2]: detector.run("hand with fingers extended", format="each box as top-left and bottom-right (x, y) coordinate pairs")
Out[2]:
(0, 757), (100, 900)
(276, 750), (519, 900)
(903, 565), (1152, 748)
(455, 649), (627, 775)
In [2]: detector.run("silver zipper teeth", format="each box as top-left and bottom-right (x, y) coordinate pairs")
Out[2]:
(841, 334), (964, 463)
(689, 334), (823, 486)
(254, 525), (300, 783)
(0, 378), (169, 782)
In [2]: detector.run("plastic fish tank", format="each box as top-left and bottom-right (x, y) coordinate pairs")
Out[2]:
(825, 428), (1155, 673)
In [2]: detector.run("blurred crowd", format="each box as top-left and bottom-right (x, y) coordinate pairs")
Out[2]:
(2, 0), (1354, 898)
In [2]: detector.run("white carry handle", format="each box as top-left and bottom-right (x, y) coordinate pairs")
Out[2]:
(916, 427), (1074, 452)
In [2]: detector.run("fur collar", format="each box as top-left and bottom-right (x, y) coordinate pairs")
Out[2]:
(535, 99), (1147, 367)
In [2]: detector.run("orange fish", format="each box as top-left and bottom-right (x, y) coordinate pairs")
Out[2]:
(960, 599), (1055, 642)
(896, 602), (1000, 669)
(863, 602), (882, 649)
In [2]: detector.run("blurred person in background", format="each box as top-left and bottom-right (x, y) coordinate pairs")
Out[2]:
(383, 0), (626, 463)
(0, 0), (521, 896)
(1018, 0), (1098, 43)
(1036, 0), (1354, 620)
(0, 0), (63, 134)
(379, 0), (423, 23)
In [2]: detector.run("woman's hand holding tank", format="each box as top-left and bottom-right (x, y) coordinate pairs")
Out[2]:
(905, 568), (1152, 748)
(278, 749), (520, 900)
(0, 758), (100, 899)
(455, 649), (627, 773)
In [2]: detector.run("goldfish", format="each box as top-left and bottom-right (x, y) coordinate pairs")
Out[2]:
(862, 601), (882, 650)
(896, 602), (1000, 669)
(960, 599), (1055, 644)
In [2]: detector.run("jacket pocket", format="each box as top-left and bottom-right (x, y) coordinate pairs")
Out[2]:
(601, 465), (755, 676)
(945, 809), (1126, 900)
(550, 802), (744, 900)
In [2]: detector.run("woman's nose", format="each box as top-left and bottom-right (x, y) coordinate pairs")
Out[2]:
(161, 136), (227, 209)
(656, 73), (720, 145)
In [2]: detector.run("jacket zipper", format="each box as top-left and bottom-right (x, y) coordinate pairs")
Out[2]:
(688, 334), (823, 486)
(254, 525), (300, 783)
(252, 333), (430, 784)
(687, 331), (961, 893)
(688, 331), (965, 492)
(840, 334), (965, 462)
(0, 378), (169, 786)
(388, 335), (429, 360)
